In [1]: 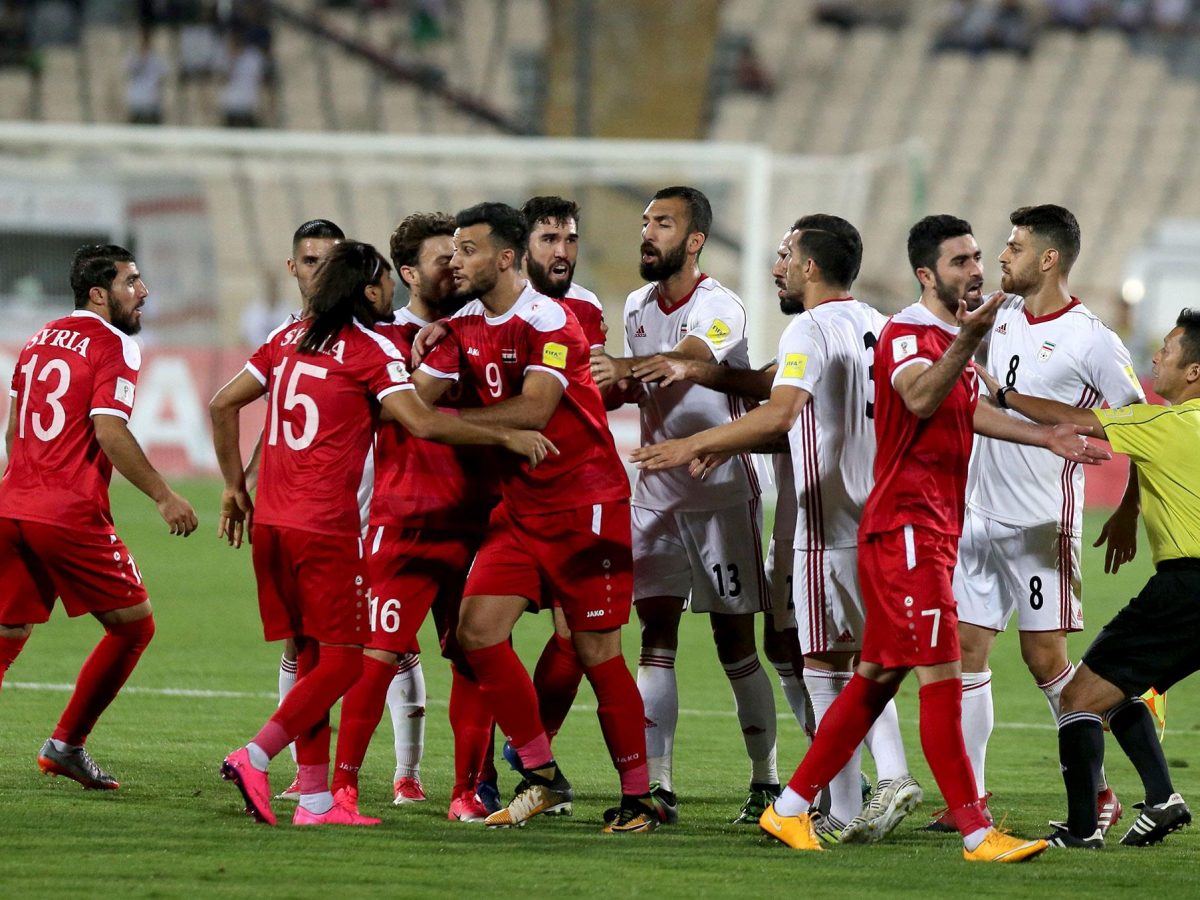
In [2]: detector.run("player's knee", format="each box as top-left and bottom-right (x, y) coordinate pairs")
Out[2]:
(1019, 639), (1066, 684)
(108, 613), (156, 652)
(0, 623), (34, 640)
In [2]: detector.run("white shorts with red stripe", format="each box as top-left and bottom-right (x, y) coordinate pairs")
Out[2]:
(631, 500), (768, 615)
(784, 544), (864, 654)
(953, 507), (1083, 633)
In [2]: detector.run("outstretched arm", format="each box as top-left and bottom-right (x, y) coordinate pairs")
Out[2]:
(628, 356), (775, 401)
(973, 402), (1110, 465)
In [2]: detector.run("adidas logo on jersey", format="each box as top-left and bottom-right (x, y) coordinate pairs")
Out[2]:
(996, 323), (1008, 334)
(634, 325), (646, 337)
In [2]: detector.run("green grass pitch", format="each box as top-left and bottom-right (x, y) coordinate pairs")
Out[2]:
(1, 479), (1197, 898)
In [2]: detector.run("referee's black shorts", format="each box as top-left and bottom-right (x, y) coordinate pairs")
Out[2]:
(1084, 558), (1200, 696)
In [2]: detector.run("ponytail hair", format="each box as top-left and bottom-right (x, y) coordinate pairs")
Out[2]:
(299, 241), (390, 355)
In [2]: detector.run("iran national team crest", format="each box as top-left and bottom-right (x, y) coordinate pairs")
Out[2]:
(1037, 340), (1056, 362)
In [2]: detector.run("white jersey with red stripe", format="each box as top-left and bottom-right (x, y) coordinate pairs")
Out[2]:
(772, 298), (886, 550)
(624, 274), (758, 512)
(967, 294), (1144, 536)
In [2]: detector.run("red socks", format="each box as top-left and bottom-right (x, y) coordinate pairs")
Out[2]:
(0, 633), (30, 691)
(52, 616), (155, 746)
(332, 654), (399, 793)
(463, 641), (551, 770)
(254, 644), (363, 763)
(585, 654), (649, 796)
(786, 673), (895, 803)
(448, 665), (494, 795)
(919, 678), (990, 835)
(534, 633), (584, 742)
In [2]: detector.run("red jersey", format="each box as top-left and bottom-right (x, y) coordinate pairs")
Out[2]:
(370, 308), (499, 531)
(420, 283), (629, 514)
(560, 283), (606, 348)
(859, 302), (978, 538)
(248, 318), (414, 536)
(0, 311), (141, 533)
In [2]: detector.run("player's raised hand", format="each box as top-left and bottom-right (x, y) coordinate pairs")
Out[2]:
(217, 486), (254, 548)
(1046, 423), (1111, 465)
(502, 429), (559, 470)
(976, 364), (1003, 399)
(158, 489), (198, 537)
(1093, 504), (1139, 574)
(629, 438), (698, 471)
(630, 355), (695, 387)
(957, 290), (1004, 337)
(411, 319), (451, 367)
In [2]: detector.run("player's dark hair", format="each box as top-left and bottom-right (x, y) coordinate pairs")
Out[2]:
(1009, 204), (1081, 273)
(1175, 308), (1200, 366)
(389, 211), (455, 279)
(521, 195), (580, 231)
(455, 202), (528, 265)
(70, 244), (136, 308)
(907, 214), (974, 275)
(292, 219), (345, 252)
(300, 241), (391, 355)
(791, 214), (863, 288)
(652, 185), (712, 239)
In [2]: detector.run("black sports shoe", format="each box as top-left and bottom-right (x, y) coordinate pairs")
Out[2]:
(1045, 824), (1104, 849)
(733, 782), (781, 825)
(1120, 793), (1192, 847)
(603, 781), (678, 825)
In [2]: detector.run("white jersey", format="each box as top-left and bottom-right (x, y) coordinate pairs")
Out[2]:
(772, 298), (886, 549)
(968, 295), (1144, 535)
(625, 274), (758, 512)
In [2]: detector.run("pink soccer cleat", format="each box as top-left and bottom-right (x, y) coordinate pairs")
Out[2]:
(293, 802), (382, 826)
(275, 774), (302, 801)
(447, 791), (489, 823)
(393, 776), (426, 804)
(220, 747), (276, 826)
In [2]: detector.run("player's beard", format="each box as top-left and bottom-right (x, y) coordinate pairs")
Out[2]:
(108, 296), (143, 335)
(526, 255), (574, 299)
(640, 239), (688, 283)
(777, 281), (804, 315)
(452, 264), (499, 302)
(934, 272), (982, 312)
(1000, 266), (1035, 296)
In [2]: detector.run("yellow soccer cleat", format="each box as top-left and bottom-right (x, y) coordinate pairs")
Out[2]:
(963, 829), (1049, 863)
(759, 803), (825, 851)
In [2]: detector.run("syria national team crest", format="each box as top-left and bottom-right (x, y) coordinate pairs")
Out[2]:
(501, 348), (517, 364)
(1038, 340), (1056, 362)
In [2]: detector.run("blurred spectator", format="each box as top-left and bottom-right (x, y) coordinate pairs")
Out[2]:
(220, 30), (268, 127)
(179, 0), (225, 82)
(28, 0), (81, 46)
(935, 0), (1033, 56)
(126, 26), (168, 124)
(816, 0), (910, 30)
(1045, 0), (1101, 31)
(734, 41), (775, 95)
(0, 0), (35, 68)
(990, 0), (1034, 53)
(1149, 0), (1192, 33)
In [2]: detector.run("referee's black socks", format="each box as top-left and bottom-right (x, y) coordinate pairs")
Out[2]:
(1058, 711), (1105, 837)
(1107, 697), (1175, 806)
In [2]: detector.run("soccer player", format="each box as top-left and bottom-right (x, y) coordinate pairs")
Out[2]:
(515, 195), (607, 759)
(413, 202), (657, 833)
(0, 244), (198, 789)
(331, 212), (499, 822)
(264, 218), (345, 802)
(975, 309), (1199, 849)
(953, 205), (1144, 833)
(757, 214), (1106, 862)
(630, 215), (922, 843)
(211, 240), (553, 827)
(590, 186), (777, 822)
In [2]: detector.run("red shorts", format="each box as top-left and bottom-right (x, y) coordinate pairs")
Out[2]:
(464, 498), (633, 633)
(365, 524), (483, 657)
(251, 523), (367, 644)
(858, 525), (961, 668)
(0, 518), (148, 623)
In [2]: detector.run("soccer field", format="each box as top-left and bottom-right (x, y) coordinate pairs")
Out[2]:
(2, 480), (1197, 899)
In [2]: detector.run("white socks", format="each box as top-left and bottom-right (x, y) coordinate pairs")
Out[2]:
(638, 648), (678, 790)
(805, 666), (862, 824)
(388, 653), (425, 780)
(961, 670), (993, 796)
(771, 658), (813, 737)
(864, 698), (909, 782)
(723, 653), (778, 786)
(278, 653), (298, 763)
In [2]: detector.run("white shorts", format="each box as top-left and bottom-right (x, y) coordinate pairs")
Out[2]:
(953, 508), (1083, 633)
(632, 499), (768, 615)
(792, 545), (864, 654)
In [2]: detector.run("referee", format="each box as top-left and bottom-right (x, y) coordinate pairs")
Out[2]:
(982, 308), (1200, 849)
